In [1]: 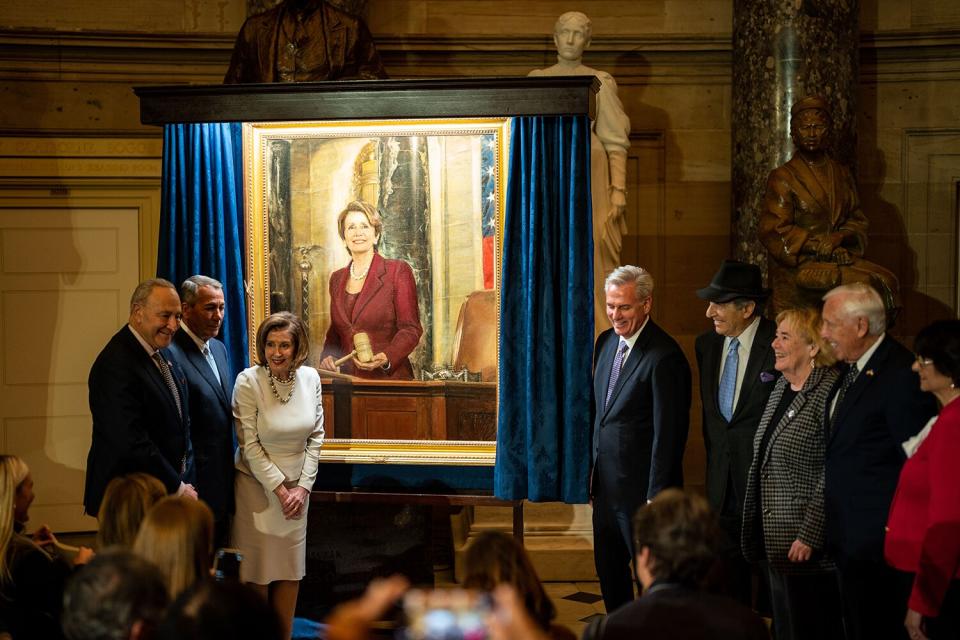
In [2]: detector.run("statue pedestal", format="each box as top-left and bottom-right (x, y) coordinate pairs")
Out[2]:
(453, 503), (597, 582)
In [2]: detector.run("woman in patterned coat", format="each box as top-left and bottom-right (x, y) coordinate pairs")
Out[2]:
(741, 307), (843, 640)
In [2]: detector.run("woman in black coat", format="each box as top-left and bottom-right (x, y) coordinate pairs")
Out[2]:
(741, 307), (843, 640)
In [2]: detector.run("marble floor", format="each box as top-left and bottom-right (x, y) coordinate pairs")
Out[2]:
(545, 581), (607, 636)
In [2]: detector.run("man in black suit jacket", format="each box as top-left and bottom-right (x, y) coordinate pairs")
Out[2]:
(84, 279), (196, 516)
(591, 265), (691, 613)
(821, 283), (937, 640)
(694, 260), (776, 605)
(583, 490), (768, 640)
(168, 275), (235, 547)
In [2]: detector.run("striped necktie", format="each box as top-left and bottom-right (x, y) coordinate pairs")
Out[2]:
(604, 340), (629, 409)
(152, 352), (183, 420)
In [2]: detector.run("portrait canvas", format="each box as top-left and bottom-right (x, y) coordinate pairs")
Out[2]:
(243, 119), (508, 464)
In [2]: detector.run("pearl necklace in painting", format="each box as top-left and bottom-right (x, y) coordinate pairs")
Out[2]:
(350, 260), (371, 280)
(265, 367), (296, 404)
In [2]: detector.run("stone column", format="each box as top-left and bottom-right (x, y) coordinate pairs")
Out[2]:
(731, 0), (859, 267)
(378, 136), (432, 376)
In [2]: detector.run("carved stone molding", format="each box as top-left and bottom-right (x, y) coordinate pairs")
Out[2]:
(4, 28), (957, 84)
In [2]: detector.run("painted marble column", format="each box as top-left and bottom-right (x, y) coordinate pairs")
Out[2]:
(378, 136), (432, 376)
(732, 0), (859, 267)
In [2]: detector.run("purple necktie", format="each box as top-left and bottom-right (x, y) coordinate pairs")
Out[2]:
(604, 341), (629, 409)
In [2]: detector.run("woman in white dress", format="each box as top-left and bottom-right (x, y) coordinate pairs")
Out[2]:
(232, 311), (324, 639)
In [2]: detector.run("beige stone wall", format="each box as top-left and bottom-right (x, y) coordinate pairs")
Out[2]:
(1, 0), (959, 496)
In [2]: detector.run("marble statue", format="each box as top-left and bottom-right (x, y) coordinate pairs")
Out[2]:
(224, 0), (387, 83)
(759, 95), (898, 315)
(529, 11), (632, 335)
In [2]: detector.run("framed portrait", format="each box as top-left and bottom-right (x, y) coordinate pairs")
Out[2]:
(243, 118), (509, 465)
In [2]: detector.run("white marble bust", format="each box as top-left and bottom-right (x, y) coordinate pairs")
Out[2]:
(529, 11), (632, 335)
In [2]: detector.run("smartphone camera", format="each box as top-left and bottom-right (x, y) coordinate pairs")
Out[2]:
(213, 547), (243, 582)
(400, 588), (492, 640)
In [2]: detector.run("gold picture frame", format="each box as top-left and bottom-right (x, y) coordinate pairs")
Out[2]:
(243, 118), (509, 465)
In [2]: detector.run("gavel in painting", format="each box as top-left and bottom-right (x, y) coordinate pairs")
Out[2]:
(333, 332), (373, 367)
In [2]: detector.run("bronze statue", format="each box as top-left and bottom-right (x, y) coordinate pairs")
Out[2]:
(759, 95), (898, 314)
(224, 0), (387, 83)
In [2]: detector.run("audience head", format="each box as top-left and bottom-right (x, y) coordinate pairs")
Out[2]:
(696, 260), (770, 338)
(133, 496), (214, 599)
(912, 319), (960, 399)
(128, 279), (181, 351)
(62, 549), (169, 640)
(632, 489), (721, 590)
(0, 455), (30, 584)
(254, 311), (310, 372)
(154, 579), (282, 640)
(774, 307), (836, 376)
(462, 531), (555, 631)
(97, 473), (167, 550)
(605, 265), (654, 338)
(179, 275), (225, 341)
(821, 283), (886, 363)
(336, 201), (383, 255)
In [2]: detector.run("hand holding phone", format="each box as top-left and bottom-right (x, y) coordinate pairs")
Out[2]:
(401, 588), (491, 640)
(213, 547), (243, 581)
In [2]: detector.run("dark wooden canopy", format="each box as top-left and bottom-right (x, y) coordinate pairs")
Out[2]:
(135, 76), (598, 124)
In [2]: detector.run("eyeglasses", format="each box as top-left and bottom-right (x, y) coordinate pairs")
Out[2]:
(915, 354), (935, 368)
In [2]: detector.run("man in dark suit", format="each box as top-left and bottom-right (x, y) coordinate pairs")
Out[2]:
(694, 260), (776, 605)
(168, 275), (235, 547)
(84, 279), (196, 516)
(820, 282), (937, 640)
(582, 489), (768, 640)
(591, 265), (691, 613)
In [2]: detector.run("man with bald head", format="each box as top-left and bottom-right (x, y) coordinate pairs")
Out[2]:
(84, 278), (196, 517)
(820, 283), (936, 639)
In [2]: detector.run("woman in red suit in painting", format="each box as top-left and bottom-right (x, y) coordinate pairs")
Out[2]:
(318, 201), (423, 380)
(885, 319), (960, 640)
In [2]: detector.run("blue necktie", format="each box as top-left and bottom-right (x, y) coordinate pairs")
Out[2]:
(718, 337), (740, 421)
(202, 343), (222, 385)
(604, 340), (629, 409)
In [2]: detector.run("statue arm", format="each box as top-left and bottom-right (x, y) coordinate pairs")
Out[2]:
(834, 165), (868, 256)
(760, 170), (812, 267)
(594, 72), (631, 212)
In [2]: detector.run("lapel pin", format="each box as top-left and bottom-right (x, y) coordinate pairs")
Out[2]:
(865, 369), (875, 377)
(760, 371), (776, 383)
(787, 409), (796, 419)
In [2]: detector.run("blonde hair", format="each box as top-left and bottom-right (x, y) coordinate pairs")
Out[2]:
(133, 496), (214, 599)
(0, 455), (30, 585)
(97, 473), (167, 550)
(776, 307), (837, 368)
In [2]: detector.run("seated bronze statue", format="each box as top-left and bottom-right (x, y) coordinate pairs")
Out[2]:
(224, 0), (387, 83)
(759, 95), (898, 315)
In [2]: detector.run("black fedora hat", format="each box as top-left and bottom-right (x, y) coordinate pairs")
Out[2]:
(696, 260), (771, 303)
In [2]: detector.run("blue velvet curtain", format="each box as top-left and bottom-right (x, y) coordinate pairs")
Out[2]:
(157, 122), (248, 379)
(495, 116), (594, 503)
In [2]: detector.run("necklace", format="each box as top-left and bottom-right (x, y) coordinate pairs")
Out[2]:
(350, 260), (371, 281)
(265, 367), (296, 404)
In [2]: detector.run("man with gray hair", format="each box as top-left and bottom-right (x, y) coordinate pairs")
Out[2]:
(590, 265), (691, 613)
(62, 549), (169, 640)
(85, 279), (196, 516)
(168, 275), (235, 547)
(820, 282), (936, 640)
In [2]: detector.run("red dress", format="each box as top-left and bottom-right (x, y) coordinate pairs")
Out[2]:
(321, 252), (422, 379)
(885, 396), (960, 617)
